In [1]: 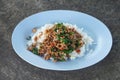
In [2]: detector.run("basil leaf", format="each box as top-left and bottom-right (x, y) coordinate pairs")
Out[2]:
(32, 48), (38, 55)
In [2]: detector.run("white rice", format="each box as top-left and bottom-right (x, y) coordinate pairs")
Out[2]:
(27, 23), (94, 60)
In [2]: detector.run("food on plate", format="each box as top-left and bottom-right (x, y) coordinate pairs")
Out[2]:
(27, 23), (93, 62)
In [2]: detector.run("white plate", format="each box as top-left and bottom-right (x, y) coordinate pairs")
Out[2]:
(12, 10), (112, 71)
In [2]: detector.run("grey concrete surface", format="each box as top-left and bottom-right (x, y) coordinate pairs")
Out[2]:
(0, 0), (120, 80)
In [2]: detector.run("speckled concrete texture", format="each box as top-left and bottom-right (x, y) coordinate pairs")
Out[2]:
(0, 0), (120, 80)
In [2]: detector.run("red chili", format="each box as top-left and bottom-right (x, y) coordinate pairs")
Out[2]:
(76, 49), (81, 53)
(51, 42), (55, 46)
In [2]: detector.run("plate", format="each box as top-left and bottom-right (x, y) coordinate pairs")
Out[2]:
(12, 10), (112, 71)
